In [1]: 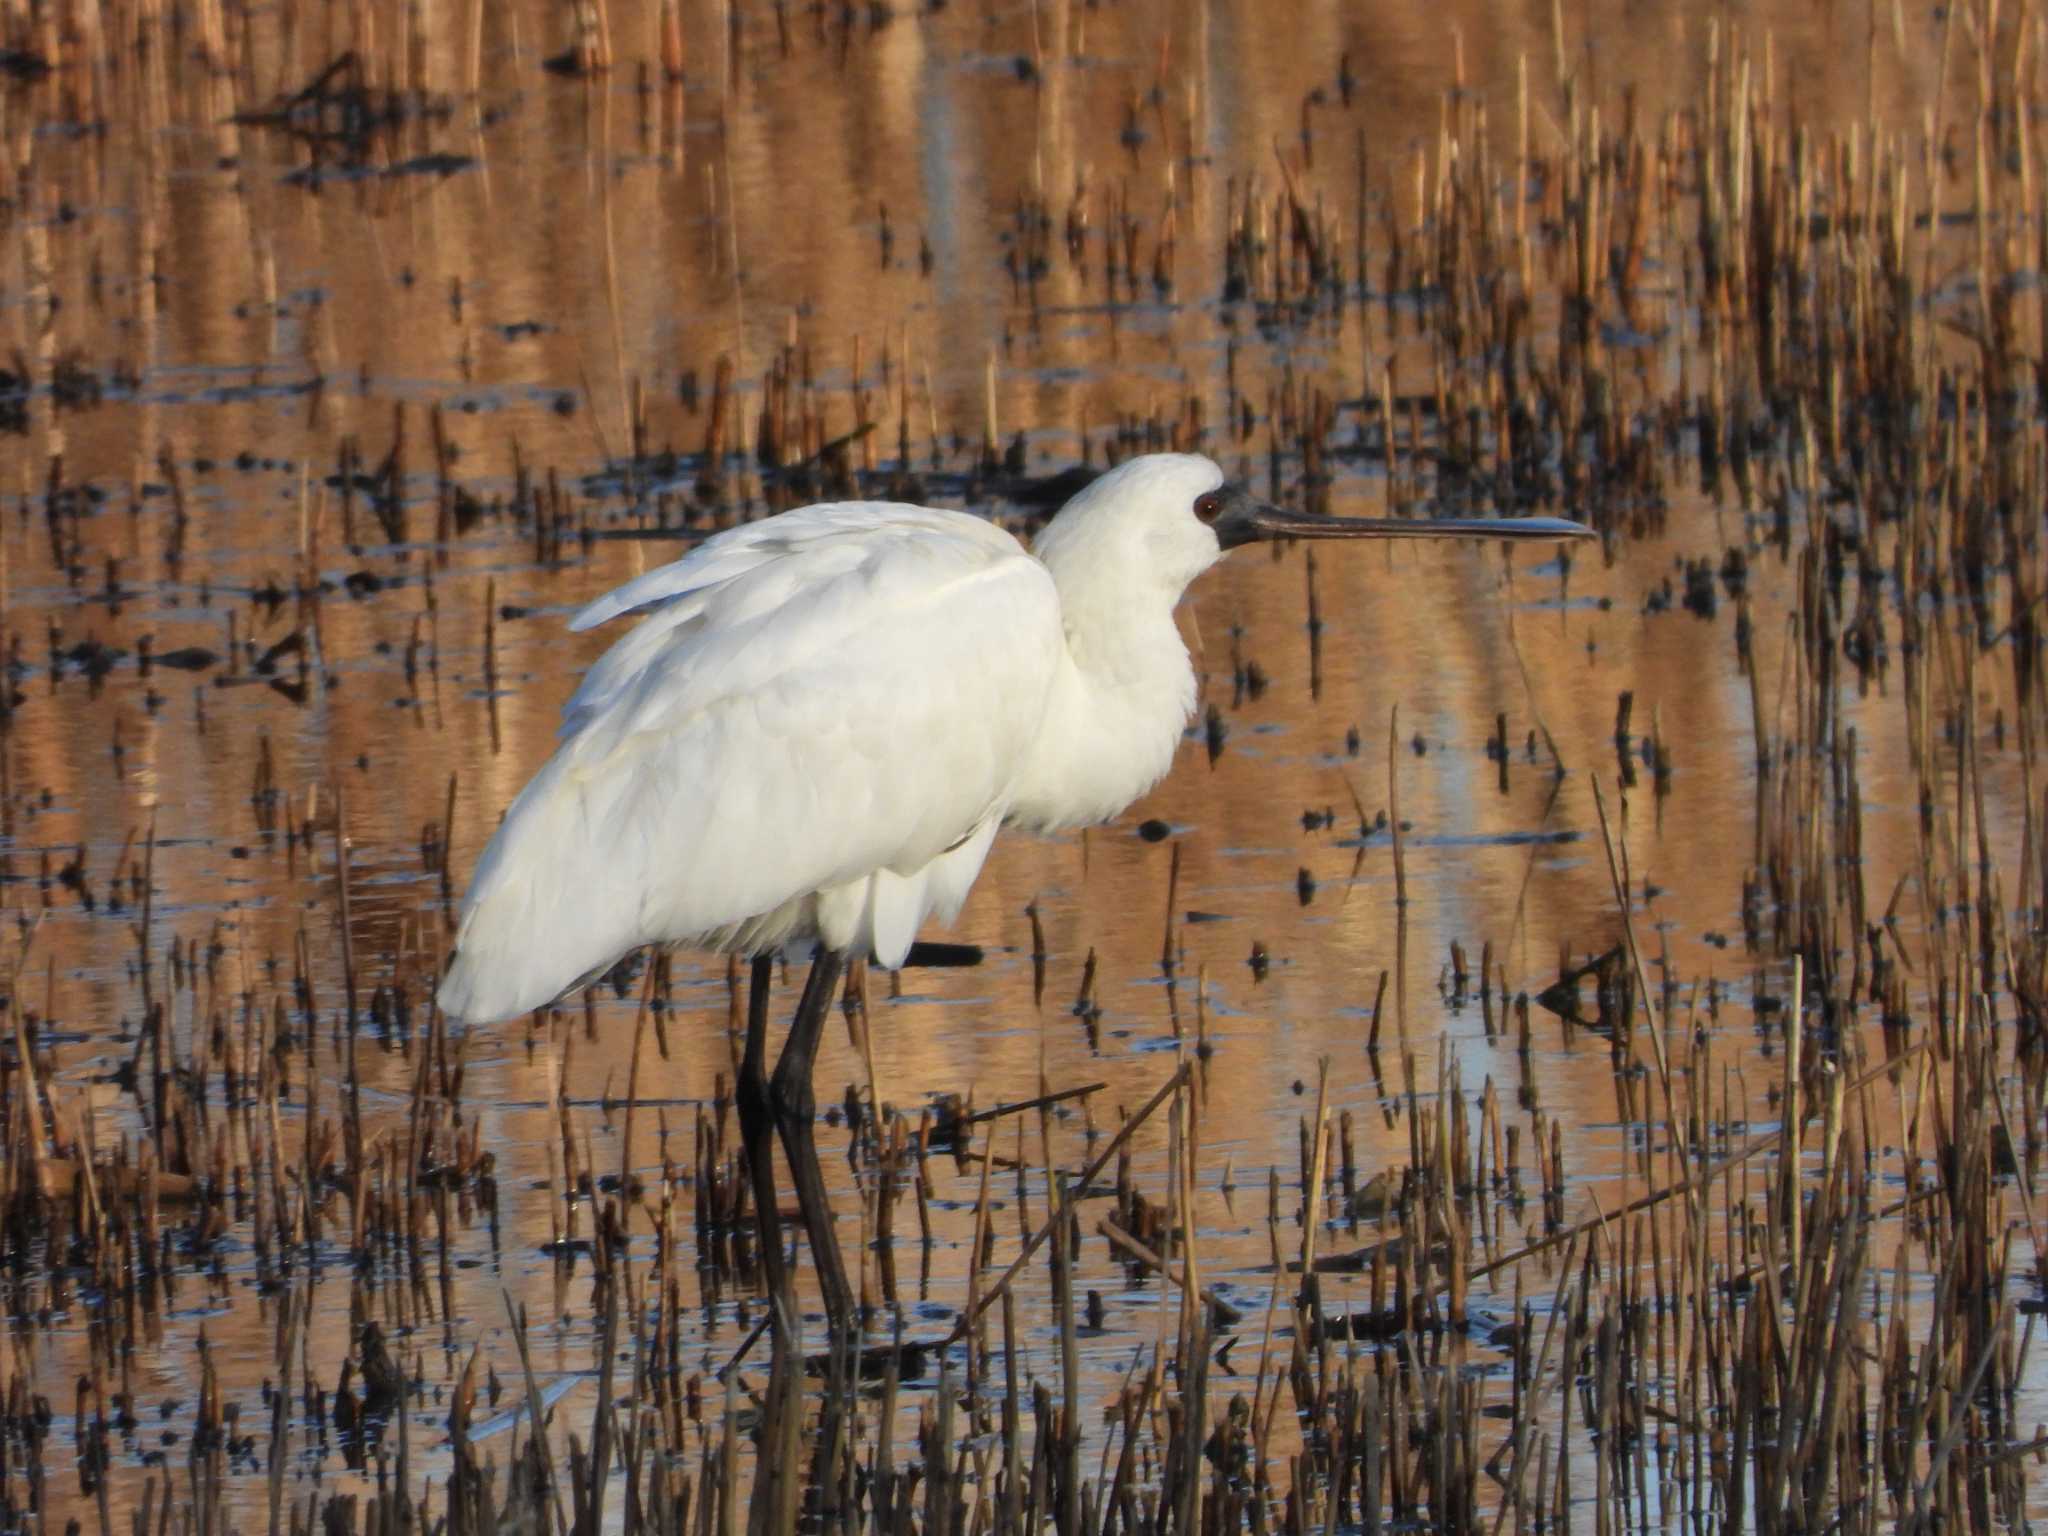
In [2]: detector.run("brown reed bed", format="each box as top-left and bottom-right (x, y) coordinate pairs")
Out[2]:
(1, 0), (2048, 1532)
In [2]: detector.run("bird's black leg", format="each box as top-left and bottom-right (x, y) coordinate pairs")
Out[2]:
(735, 954), (788, 1300)
(771, 947), (852, 1328)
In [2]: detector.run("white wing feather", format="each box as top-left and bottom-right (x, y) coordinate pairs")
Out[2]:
(437, 503), (1063, 1023)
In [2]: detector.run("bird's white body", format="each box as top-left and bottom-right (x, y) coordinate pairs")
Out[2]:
(437, 454), (1229, 1023)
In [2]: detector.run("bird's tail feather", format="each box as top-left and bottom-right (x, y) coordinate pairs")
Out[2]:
(436, 757), (634, 1023)
(864, 867), (926, 970)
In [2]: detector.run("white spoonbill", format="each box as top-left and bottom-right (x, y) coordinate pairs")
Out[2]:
(437, 452), (1590, 1313)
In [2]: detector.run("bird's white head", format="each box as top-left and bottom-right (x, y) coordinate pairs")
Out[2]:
(1030, 451), (1599, 615)
(1029, 453), (1232, 605)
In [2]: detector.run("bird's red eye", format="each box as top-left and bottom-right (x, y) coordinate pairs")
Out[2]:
(1193, 491), (1225, 523)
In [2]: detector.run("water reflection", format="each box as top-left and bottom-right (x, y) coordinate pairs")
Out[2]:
(0, 0), (2039, 1525)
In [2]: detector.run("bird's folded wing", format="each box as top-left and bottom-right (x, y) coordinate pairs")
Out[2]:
(439, 508), (1062, 1020)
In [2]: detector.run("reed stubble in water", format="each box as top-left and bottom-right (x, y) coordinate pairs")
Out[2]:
(3, 0), (2048, 1531)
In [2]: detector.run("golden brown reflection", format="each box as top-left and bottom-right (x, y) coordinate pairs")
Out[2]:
(2, 0), (2043, 1526)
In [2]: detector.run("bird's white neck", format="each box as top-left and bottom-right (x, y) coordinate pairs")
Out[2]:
(1006, 589), (1195, 833)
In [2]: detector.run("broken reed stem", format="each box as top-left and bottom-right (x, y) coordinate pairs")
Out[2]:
(1467, 1038), (1931, 1288)
(505, 1291), (570, 1536)
(1095, 1218), (1242, 1324)
(1589, 775), (1678, 1144)
(945, 1061), (1191, 1345)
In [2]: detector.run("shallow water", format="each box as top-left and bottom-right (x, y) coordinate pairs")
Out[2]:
(2, 0), (2042, 1527)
